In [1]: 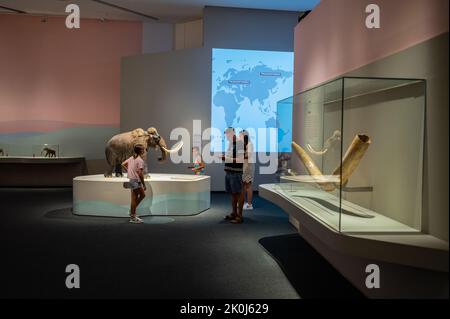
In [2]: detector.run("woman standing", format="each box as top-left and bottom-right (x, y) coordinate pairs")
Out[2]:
(240, 130), (254, 210)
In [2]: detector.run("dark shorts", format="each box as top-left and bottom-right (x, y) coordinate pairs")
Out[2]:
(129, 179), (142, 190)
(225, 171), (243, 193)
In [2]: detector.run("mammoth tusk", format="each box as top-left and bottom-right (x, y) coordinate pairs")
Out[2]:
(160, 141), (183, 153)
(291, 134), (370, 192)
(292, 142), (336, 192)
(332, 134), (371, 186)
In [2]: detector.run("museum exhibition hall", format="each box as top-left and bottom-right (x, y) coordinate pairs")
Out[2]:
(0, 0), (448, 301)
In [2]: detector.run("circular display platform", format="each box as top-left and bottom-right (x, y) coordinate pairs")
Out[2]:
(73, 174), (210, 217)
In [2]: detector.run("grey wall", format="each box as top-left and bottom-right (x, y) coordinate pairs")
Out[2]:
(345, 33), (449, 241)
(142, 21), (174, 54)
(121, 6), (299, 191)
(203, 6), (298, 50)
(121, 47), (210, 173)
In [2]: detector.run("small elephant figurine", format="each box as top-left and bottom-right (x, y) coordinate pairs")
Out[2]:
(41, 147), (57, 158)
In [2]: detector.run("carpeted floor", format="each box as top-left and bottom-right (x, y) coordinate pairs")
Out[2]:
(259, 234), (364, 299)
(0, 188), (362, 299)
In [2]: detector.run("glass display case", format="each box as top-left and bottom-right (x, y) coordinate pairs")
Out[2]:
(0, 143), (11, 157)
(0, 143), (61, 157)
(276, 77), (426, 233)
(0, 143), (31, 157)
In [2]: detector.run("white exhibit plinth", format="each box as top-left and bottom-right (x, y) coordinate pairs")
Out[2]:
(259, 183), (418, 233)
(73, 174), (210, 217)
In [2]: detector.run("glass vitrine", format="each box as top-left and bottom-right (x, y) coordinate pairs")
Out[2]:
(276, 77), (426, 233)
(32, 144), (60, 158)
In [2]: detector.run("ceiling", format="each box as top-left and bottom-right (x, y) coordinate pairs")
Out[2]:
(0, 0), (320, 23)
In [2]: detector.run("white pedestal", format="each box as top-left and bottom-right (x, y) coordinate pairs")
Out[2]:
(73, 174), (210, 217)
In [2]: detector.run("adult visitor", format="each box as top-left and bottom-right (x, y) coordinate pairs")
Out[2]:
(221, 127), (245, 224)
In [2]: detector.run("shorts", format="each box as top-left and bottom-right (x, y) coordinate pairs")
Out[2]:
(129, 179), (143, 190)
(225, 171), (243, 193)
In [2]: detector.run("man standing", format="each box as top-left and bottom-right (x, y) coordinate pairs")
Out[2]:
(222, 127), (245, 224)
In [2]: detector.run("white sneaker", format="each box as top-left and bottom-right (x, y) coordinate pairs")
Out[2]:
(129, 216), (144, 224)
(243, 203), (253, 210)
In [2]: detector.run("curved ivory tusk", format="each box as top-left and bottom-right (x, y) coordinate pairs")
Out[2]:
(306, 143), (329, 155)
(292, 142), (336, 192)
(160, 141), (183, 153)
(292, 134), (370, 192)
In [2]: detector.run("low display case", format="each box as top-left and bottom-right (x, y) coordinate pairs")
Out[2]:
(32, 144), (60, 158)
(0, 143), (61, 157)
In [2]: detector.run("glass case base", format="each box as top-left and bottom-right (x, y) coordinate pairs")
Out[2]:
(268, 183), (419, 233)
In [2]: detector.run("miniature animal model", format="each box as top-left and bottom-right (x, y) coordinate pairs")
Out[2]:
(41, 147), (57, 158)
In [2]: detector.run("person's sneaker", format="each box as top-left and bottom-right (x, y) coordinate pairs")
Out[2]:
(129, 216), (144, 224)
(243, 203), (253, 210)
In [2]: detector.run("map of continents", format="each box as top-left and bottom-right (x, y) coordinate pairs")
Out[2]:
(211, 49), (293, 152)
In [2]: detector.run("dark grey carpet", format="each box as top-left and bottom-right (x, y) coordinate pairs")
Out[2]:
(0, 188), (361, 299)
(259, 234), (364, 299)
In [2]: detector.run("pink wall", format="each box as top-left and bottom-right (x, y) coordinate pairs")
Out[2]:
(294, 0), (449, 93)
(0, 14), (142, 132)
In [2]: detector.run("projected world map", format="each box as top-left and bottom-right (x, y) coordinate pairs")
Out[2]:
(211, 48), (293, 152)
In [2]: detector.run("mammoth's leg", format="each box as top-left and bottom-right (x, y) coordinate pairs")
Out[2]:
(114, 162), (123, 177)
(104, 164), (114, 177)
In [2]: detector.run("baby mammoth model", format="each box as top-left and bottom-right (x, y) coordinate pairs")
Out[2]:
(104, 127), (182, 177)
(41, 147), (57, 158)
